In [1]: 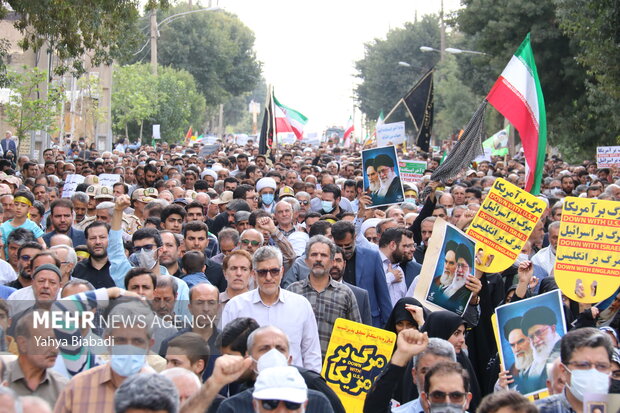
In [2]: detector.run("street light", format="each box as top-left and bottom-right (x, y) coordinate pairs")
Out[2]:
(419, 46), (440, 53)
(420, 45), (486, 56)
(445, 47), (487, 56)
(398, 61), (412, 68)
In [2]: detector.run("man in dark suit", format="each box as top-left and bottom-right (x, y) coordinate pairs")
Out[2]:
(42, 199), (86, 247)
(332, 221), (392, 327)
(330, 247), (372, 325)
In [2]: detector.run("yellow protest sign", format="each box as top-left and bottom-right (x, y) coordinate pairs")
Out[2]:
(554, 197), (620, 303)
(321, 318), (396, 413)
(466, 178), (546, 273)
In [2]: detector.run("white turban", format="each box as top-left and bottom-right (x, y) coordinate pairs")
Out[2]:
(360, 218), (381, 237)
(201, 169), (217, 180)
(256, 177), (277, 192)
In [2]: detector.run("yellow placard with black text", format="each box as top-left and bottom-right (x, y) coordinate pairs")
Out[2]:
(554, 197), (620, 303)
(321, 318), (396, 413)
(466, 178), (546, 273)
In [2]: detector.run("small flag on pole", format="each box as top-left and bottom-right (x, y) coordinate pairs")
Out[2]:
(343, 116), (354, 148)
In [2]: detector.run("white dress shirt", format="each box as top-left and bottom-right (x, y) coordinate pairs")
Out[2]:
(221, 287), (322, 373)
(378, 250), (407, 306)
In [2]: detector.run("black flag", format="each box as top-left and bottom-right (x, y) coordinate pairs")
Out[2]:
(258, 88), (274, 155)
(402, 69), (434, 152)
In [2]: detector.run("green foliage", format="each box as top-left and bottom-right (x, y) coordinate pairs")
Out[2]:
(112, 64), (158, 139)
(433, 55), (485, 139)
(146, 66), (206, 143)
(4, 66), (64, 152)
(453, 0), (619, 161)
(125, 4), (261, 106)
(224, 77), (268, 134)
(355, 15), (441, 123)
(111, 63), (206, 143)
(3, 0), (169, 76)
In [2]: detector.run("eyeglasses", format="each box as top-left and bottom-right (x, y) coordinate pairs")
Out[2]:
(19, 255), (32, 262)
(255, 268), (280, 277)
(366, 237), (378, 243)
(429, 391), (467, 404)
(133, 244), (157, 253)
(527, 326), (550, 341)
(566, 361), (612, 373)
(241, 239), (261, 246)
(336, 243), (354, 251)
(259, 400), (303, 411)
(456, 263), (469, 269)
(298, 200), (310, 205)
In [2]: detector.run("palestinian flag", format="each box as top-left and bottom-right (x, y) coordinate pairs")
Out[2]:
(486, 33), (546, 195)
(273, 94), (307, 140)
(343, 116), (354, 148)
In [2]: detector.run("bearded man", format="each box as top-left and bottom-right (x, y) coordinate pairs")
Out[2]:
(372, 154), (404, 205)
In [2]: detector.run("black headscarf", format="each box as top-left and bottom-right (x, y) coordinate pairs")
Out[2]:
(421, 310), (482, 413)
(420, 310), (465, 340)
(384, 297), (429, 334)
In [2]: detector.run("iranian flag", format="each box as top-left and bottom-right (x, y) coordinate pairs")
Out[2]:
(343, 116), (354, 148)
(273, 94), (308, 140)
(486, 33), (546, 195)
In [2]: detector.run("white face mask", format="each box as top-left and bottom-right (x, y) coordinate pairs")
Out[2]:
(428, 402), (467, 413)
(567, 367), (610, 401)
(253, 348), (288, 374)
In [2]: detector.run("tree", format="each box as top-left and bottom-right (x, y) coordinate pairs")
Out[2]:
(145, 66), (206, 143)
(76, 74), (107, 143)
(355, 15), (441, 123)
(2, 0), (168, 76)
(112, 64), (159, 140)
(112, 63), (206, 143)
(4, 66), (64, 153)
(125, 4), (262, 106)
(453, 0), (619, 160)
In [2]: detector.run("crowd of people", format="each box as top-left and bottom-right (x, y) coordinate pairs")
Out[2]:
(0, 132), (618, 413)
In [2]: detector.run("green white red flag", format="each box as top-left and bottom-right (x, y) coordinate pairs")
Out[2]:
(486, 33), (546, 195)
(273, 94), (308, 140)
(343, 116), (354, 148)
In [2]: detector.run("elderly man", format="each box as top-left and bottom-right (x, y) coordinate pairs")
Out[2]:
(497, 316), (535, 393)
(371, 154), (404, 205)
(114, 373), (178, 413)
(531, 221), (560, 278)
(222, 247), (322, 373)
(239, 228), (264, 255)
(5, 309), (69, 406)
(160, 367), (202, 406)
(54, 300), (157, 413)
(519, 306), (562, 391)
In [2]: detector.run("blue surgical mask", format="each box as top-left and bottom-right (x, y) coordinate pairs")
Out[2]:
(322, 200), (334, 212)
(110, 344), (147, 377)
(262, 193), (274, 206)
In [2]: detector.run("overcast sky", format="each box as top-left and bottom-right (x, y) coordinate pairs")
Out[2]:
(220, 0), (462, 136)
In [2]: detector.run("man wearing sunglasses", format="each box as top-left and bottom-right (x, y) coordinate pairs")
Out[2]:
(221, 246), (322, 374)
(420, 361), (472, 413)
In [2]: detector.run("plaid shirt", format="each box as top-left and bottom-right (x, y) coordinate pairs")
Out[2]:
(53, 363), (154, 413)
(535, 391), (576, 413)
(287, 277), (362, 356)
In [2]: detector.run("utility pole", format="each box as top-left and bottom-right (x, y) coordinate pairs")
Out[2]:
(150, 9), (158, 75)
(439, 0), (445, 61)
(218, 104), (224, 138)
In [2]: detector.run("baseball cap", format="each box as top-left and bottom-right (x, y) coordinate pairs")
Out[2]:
(212, 191), (233, 205)
(278, 186), (295, 199)
(85, 185), (99, 197)
(94, 186), (114, 200)
(252, 366), (308, 404)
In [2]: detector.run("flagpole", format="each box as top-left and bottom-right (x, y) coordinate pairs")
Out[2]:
(271, 86), (277, 154)
(383, 99), (403, 123)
